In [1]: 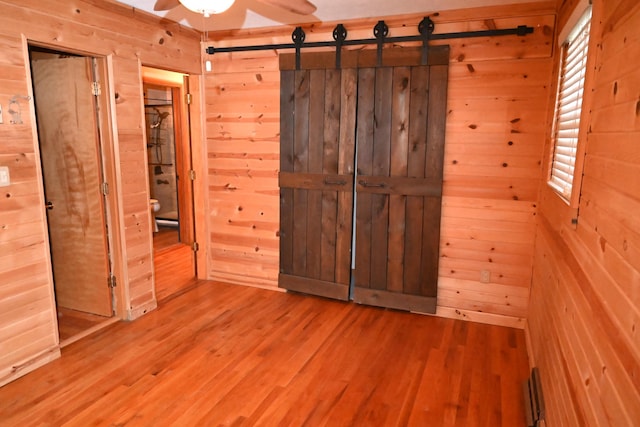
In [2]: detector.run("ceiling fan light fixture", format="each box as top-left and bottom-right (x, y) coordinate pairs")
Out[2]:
(178, 0), (235, 17)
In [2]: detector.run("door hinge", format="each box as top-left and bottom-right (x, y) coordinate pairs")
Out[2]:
(189, 170), (196, 181)
(192, 241), (199, 252)
(92, 82), (101, 96)
(185, 93), (192, 105)
(101, 182), (109, 196)
(108, 275), (117, 289)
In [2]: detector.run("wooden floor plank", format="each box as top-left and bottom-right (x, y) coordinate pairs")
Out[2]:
(152, 226), (180, 252)
(56, 307), (112, 343)
(153, 226), (195, 303)
(0, 281), (530, 426)
(53, 227), (189, 350)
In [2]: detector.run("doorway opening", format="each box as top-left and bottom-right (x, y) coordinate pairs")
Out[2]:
(145, 84), (180, 243)
(142, 67), (196, 301)
(29, 45), (119, 346)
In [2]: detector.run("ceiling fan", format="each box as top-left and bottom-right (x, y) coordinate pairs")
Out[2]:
(154, 0), (317, 17)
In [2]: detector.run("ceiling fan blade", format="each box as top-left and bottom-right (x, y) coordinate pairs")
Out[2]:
(154, 0), (181, 11)
(257, 0), (317, 15)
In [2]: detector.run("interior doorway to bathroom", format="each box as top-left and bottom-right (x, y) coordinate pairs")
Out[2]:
(142, 67), (196, 301)
(145, 84), (180, 237)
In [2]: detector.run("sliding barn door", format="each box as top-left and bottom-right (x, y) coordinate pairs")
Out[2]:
(353, 57), (449, 313)
(279, 47), (449, 312)
(279, 68), (357, 300)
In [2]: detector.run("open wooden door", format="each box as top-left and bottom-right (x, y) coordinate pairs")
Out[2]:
(32, 56), (113, 317)
(353, 50), (449, 313)
(279, 68), (357, 300)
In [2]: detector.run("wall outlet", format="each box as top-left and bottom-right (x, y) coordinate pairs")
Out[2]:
(0, 166), (10, 187)
(480, 270), (491, 283)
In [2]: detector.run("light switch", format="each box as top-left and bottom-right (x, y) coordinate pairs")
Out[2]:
(0, 166), (10, 187)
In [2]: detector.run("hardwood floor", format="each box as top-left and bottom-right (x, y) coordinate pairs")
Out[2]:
(56, 307), (115, 346)
(0, 281), (530, 426)
(52, 227), (189, 349)
(153, 227), (195, 302)
(153, 226), (180, 252)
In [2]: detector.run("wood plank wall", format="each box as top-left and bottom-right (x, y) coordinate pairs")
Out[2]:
(0, 0), (201, 386)
(204, 2), (556, 328)
(527, 0), (640, 424)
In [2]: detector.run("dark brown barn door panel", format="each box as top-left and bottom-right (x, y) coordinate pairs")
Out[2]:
(353, 56), (449, 314)
(279, 47), (449, 312)
(279, 68), (357, 300)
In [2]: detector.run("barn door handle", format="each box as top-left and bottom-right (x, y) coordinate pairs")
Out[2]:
(45, 201), (54, 210)
(324, 178), (347, 186)
(359, 180), (385, 188)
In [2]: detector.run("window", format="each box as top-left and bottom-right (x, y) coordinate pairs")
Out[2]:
(549, 7), (592, 201)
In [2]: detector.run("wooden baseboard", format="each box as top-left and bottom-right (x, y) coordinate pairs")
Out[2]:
(434, 305), (526, 329)
(0, 346), (61, 388)
(210, 271), (279, 290)
(127, 299), (158, 321)
(209, 277), (527, 329)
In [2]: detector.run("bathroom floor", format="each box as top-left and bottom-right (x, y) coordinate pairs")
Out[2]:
(153, 241), (195, 302)
(153, 226), (180, 252)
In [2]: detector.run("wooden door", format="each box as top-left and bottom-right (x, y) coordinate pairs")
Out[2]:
(32, 56), (113, 316)
(279, 68), (357, 300)
(353, 55), (449, 313)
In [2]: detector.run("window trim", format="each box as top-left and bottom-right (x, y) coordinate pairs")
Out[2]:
(548, 6), (593, 204)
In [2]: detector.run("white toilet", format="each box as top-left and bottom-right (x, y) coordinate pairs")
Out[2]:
(150, 198), (161, 232)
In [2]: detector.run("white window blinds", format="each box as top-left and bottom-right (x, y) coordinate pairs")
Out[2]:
(549, 8), (592, 200)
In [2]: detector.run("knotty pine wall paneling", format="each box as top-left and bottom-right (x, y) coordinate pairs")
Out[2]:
(204, 2), (556, 328)
(0, 0), (201, 386)
(205, 51), (282, 289)
(527, 0), (640, 424)
(527, 0), (640, 426)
